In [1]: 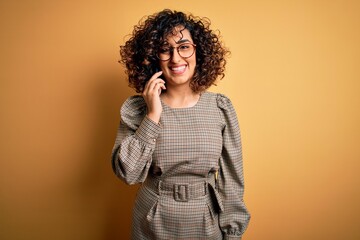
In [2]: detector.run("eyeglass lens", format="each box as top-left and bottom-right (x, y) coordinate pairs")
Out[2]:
(158, 43), (195, 61)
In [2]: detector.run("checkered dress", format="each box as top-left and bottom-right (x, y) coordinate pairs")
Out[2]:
(112, 92), (250, 239)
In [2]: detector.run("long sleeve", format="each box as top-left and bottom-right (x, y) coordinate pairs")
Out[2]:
(111, 95), (161, 185)
(217, 94), (251, 239)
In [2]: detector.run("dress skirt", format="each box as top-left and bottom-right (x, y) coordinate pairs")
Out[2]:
(131, 177), (223, 240)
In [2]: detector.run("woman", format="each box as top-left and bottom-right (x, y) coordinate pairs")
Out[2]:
(112, 9), (250, 239)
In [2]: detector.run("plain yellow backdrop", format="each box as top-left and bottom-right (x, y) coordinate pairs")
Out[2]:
(1, 0), (359, 239)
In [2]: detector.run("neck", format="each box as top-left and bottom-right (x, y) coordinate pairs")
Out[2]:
(161, 87), (201, 108)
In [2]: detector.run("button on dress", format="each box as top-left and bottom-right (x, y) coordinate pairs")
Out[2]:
(112, 92), (250, 239)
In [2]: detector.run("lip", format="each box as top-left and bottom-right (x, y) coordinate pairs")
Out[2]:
(169, 64), (187, 74)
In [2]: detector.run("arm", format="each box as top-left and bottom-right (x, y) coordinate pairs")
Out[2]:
(111, 72), (165, 184)
(217, 94), (251, 239)
(111, 96), (161, 185)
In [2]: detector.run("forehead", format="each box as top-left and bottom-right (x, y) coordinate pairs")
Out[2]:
(164, 26), (193, 44)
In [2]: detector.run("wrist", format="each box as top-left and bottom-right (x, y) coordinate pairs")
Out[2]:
(146, 112), (161, 124)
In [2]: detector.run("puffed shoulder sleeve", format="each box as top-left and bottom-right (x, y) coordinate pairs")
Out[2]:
(217, 94), (251, 239)
(111, 95), (161, 185)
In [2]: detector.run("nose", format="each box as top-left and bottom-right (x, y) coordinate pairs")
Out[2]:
(170, 48), (182, 62)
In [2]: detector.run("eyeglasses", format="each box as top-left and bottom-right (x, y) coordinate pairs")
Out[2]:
(157, 43), (196, 61)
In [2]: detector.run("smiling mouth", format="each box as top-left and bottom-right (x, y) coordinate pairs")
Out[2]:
(170, 65), (187, 74)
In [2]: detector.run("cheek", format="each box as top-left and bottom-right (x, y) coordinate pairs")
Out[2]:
(159, 63), (168, 73)
(191, 54), (196, 66)
(190, 57), (196, 70)
(158, 61), (164, 69)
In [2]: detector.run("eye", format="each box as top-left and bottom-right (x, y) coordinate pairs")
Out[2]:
(179, 44), (191, 50)
(159, 46), (170, 53)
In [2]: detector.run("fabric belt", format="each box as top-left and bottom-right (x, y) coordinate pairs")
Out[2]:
(144, 175), (215, 202)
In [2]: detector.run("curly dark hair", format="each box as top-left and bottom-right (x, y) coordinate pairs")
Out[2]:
(119, 9), (230, 93)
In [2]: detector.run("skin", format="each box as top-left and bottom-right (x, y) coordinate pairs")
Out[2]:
(142, 71), (166, 123)
(143, 27), (199, 123)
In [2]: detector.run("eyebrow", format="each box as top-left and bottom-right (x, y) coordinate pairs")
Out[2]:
(175, 39), (191, 44)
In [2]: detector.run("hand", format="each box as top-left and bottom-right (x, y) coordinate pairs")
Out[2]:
(142, 71), (166, 123)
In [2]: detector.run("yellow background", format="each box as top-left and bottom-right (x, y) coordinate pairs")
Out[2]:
(1, 0), (359, 239)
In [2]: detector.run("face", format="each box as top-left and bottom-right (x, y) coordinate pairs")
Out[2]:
(158, 27), (196, 89)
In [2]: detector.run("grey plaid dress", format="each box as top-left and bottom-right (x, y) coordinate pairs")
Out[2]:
(112, 92), (250, 239)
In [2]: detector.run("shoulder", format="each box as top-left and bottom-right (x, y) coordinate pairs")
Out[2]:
(216, 93), (234, 110)
(204, 92), (238, 125)
(202, 91), (235, 111)
(121, 95), (146, 111)
(120, 95), (147, 123)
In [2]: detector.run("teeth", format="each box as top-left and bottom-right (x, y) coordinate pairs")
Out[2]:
(171, 66), (186, 71)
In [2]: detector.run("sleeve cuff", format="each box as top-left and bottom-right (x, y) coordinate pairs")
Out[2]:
(224, 236), (241, 240)
(223, 229), (243, 239)
(135, 116), (161, 146)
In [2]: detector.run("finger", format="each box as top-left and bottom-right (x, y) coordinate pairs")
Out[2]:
(148, 82), (165, 97)
(157, 83), (166, 95)
(145, 71), (163, 86)
(154, 82), (166, 92)
(146, 79), (165, 92)
(150, 71), (163, 80)
(144, 71), (163, 89)
(159, 82), (166, 90)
